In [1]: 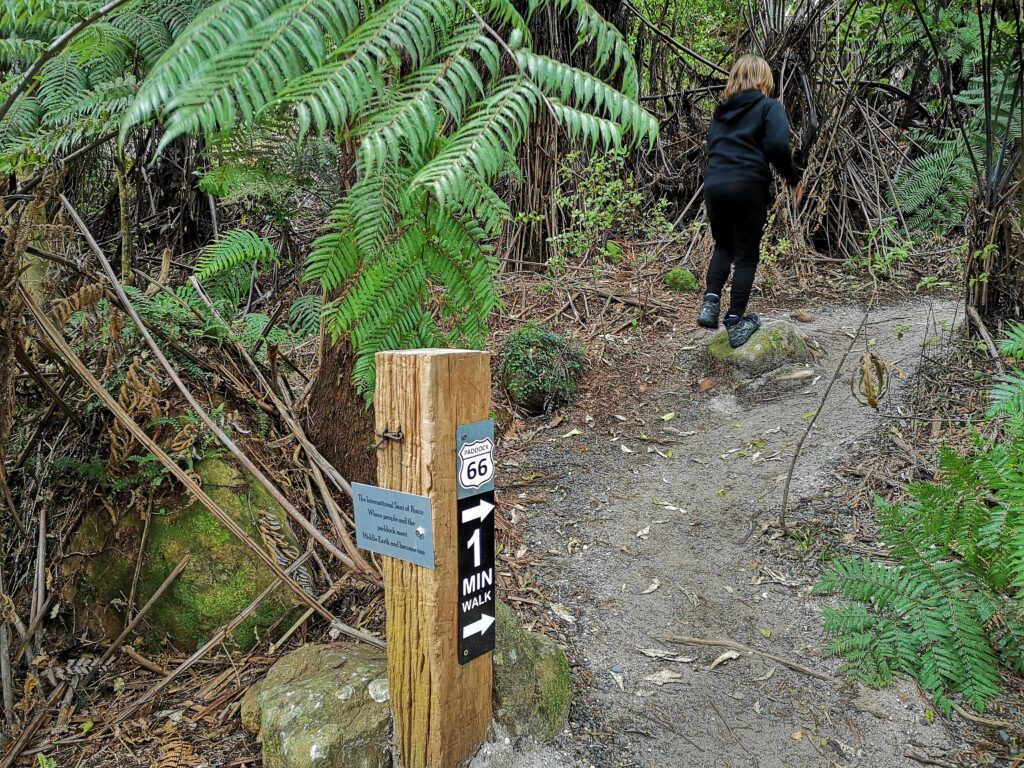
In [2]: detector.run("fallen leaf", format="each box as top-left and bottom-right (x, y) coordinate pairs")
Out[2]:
(752, 666), (776, 682)
(550, 603), (575, 623)
(620, 444), (635, 454)
(790, 310), (814, 323)
(615, 414), (628, 422)
(641, 578), (661, 594)
(698, 377), (714, 393)
(636, 526), (651, 539)
(753, 700), (762, 715)
(546, 415), (564, 429)
(709, 650), (741, 669)
(791, 730), (803, 741)
(800, 410), (818, 421)
(760, 627), (772, 638)
(661, 412), (676, 422)
(610, 671), (625, 691)
(562, 428), (583, 438)
(638, 648), (697, 663)
(113, 677), (126, 694)
(79, 720), (94, 735)
(644, 670), (684, 686)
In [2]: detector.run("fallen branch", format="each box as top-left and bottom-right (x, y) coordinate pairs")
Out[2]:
(967, 305), (1005, 373)
(655, 635), (834, 682)
(950, 701), (1012, 730)
(779, 304), (872, 531)
(904, 752), (960, 768)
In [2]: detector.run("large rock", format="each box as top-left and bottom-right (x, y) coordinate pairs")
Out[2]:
(492, 601), (571, 741)
(65, 458), (303, 650)
(241, 644), (391, 768)
(707, 320), (808, 377)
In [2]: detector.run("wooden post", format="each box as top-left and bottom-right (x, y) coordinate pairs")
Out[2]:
(375, 349), (492, 768)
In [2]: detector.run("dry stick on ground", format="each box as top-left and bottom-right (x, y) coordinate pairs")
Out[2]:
(59, 195), (375, 583)
(967, 305), (1006, 373)
(0, 682), (68, 768)
(18, 285), (380, 649)
(115, 551), (316, 724)
(125, 510), (151, 624)
(904, 752), (959, 768)
(655, 635), (833, 682)
(0, 558), (14, 728)
(778, 305), (873, 532)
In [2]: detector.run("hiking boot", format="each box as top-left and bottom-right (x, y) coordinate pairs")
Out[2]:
(697, 296), (720, 328)
(725, 313), (761, 348)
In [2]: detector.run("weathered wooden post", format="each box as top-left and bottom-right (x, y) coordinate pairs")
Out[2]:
(370, 349), (494, 768)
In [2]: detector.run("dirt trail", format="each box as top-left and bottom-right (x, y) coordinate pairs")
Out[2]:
(473, 298), (969, 768)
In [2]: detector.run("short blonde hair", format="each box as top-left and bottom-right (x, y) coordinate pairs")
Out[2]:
(724, 54), (773, 98)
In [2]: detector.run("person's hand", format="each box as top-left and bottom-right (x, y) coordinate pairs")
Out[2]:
(792, 183), (804, 210)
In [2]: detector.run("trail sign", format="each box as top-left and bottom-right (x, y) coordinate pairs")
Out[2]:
(353, 482), (434, 569)
(457, 490), (496, 663)
(457, 419), (495, 499)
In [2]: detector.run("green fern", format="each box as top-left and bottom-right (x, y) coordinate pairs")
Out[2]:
(288, 294), (321, 338)
(194, 228), (278, 283)
(122, 0), (656, 398)
(818, 331), (1024, 713)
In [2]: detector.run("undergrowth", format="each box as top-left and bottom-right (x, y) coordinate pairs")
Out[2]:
(816, 322), (1024, 714)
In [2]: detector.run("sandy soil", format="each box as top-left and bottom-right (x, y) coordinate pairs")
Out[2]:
(472, 297), (979, 768)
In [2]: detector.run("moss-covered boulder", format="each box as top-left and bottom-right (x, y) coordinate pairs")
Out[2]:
(502, 322), (584, 415)
(241, 644), (391, 768)
(492, 601), (571, 742)
(707, 320), (809, 377)
(66, 458), (302, 651)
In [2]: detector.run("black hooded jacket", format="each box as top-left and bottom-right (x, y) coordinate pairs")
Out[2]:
(705, 89), (800, 189)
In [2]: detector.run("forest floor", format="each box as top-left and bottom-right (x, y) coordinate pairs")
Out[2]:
(471, 294), (1014, 768)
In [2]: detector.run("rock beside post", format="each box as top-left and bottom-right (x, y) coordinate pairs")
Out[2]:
(240, 602), (572, 766)
(240, 644), (392, 768)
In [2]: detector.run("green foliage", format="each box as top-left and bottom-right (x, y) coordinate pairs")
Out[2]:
(0, 0), (206, 172)
(891, 66), (1021, 235)
(817, 322), (1024, 713)
(548, 148), (671, 267)
(664, 268), (698, 293)
(846, 219), (913, 275)
(123, 0), (657, 398)
(194, 228), (278, 283)
(287, 294), (322, 338)
(502, 322), (584, 415)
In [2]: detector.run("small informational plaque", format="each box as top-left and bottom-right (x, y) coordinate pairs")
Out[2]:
(353, 482), (434, 569)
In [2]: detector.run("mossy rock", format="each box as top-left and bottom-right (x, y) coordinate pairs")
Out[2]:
(492, 601), (571, 741)
(241, 644), (391, 768)
(707, 320), (809, 377)
(502, 322), (584, 415)
(664, 268), (698, 293)
(66, 458), (302, 651)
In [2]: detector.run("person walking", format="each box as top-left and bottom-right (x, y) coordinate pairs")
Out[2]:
(697, 54), (803, 348)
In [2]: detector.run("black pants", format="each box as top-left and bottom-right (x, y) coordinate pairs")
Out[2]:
(704, 182), (770, 318)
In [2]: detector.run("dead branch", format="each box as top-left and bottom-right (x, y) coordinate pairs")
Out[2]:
(655, 635), (833, 682)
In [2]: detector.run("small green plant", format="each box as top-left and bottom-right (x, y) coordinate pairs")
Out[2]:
(847, 219), (913, 275)
(664, 268), (698, 293)
(816, 321), (1024, 714)
(37, 755), (57, 768)
(502, 323), (584, 415)
(547, 148), (672, 265)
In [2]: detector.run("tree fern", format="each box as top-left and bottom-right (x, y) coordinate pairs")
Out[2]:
(819, 335), (1024, 713)
(123, 0), (657, 397)
(0, 0), (205, 172)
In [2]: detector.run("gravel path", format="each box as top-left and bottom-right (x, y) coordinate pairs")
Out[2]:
(473, 298), (970, 768)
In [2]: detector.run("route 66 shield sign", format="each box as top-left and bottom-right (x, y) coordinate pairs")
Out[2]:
(457, 420), (495, 498)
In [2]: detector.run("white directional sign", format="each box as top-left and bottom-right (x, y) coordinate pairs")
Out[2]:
(462, 614), (495, 639)
(456, 419), (496, 664)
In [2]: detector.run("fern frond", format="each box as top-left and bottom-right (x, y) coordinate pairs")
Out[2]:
(997, 322), (1024, 361)
(195, 228), (278, 282)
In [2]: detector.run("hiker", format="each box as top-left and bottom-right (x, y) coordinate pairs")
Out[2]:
(697, 54), (804, 348)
